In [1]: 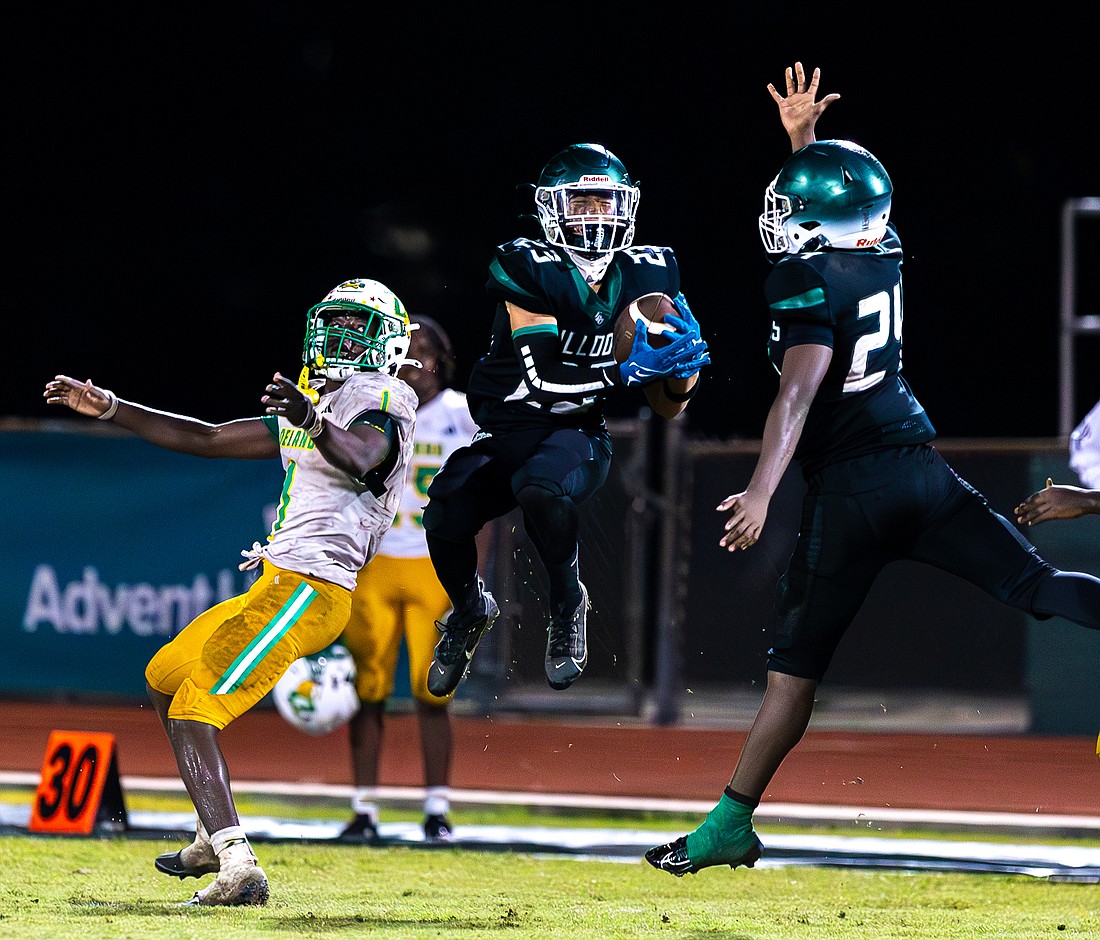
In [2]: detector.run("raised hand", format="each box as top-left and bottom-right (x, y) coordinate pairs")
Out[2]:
(767, 61), (840, 150)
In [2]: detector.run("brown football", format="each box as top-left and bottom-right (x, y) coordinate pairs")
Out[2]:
(613, 292), (678, 363)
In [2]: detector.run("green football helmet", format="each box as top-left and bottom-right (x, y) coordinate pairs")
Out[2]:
(534, 143), (640, 256)
(303, 278), (413, 380)
(759, 139), (892, 254)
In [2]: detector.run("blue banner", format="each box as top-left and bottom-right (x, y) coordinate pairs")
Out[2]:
(1, 427), (283, 698)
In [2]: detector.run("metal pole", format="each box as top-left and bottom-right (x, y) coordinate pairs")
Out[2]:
(1060, 199), (1077, 437)
(651, 416), (684, 726)
(1060, 197), (1100, 436)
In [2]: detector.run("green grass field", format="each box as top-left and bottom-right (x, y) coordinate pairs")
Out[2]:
(1, 787), (1097, 939)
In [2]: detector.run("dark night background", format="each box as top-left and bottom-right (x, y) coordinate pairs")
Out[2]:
(10, 4), (1098, 439)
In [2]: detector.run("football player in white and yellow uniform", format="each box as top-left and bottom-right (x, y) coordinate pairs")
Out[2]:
(44, 277), (417, 906)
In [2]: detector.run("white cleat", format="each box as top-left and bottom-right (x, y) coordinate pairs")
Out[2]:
(185, 862), (269, 906)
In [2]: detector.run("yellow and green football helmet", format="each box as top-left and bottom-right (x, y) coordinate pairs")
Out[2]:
(303, 278), (412, 380)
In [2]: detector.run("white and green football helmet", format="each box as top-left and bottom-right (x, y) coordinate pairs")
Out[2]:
(303, 278), (413, 380)
(273, 643), (359, 736)
(534, 143), (640, 257)
(759, 140), (893, 254)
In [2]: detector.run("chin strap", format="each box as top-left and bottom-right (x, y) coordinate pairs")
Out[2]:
(390, 356), (423, 375)
(297, 366), (321, 404)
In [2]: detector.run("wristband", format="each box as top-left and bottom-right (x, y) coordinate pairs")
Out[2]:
(98, 389), (119, 420)
(304, 411), (325, 438)
(662, 379), (698, 403)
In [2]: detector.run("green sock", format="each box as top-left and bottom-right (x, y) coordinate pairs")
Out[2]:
(685, 793), (758, 867)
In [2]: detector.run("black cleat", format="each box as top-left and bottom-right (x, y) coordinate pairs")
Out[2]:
(337, 813), (380, 843)
(644, 833), (763, 877)
(427, 590), (499, 697)
(423, 814), (454, 843)
(545, 582), (590, 690)
(155, 848), (219, 880)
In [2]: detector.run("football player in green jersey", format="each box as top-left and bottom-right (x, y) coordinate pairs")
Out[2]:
(646, 63), (1100, 879)
(423, 142), (711, 697)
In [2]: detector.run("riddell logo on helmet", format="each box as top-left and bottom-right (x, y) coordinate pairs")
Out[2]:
(855, 235), (884, 248)
(579, 175), (613, 184)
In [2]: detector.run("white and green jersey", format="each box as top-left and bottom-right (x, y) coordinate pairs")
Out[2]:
(259, 371), (418, 590)
(379, 387), (477, 559)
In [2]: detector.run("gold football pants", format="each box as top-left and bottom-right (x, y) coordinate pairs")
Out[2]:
(145, 560), (352, 729)
(342, 554), (453, 704)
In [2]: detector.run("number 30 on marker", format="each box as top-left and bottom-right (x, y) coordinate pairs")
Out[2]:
(29, 731), (124, 834)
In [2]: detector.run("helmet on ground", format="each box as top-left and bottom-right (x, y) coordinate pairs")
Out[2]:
(759, 139), (892, 254)
(534, 143), (640, 256)
(303, 278), (413, 380)
(273, 643), (359, 735)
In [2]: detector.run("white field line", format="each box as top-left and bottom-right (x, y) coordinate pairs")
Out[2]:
(2, 770), (1097, 833)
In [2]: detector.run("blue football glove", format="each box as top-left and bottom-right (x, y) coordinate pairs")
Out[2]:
(662, 291), (711, 378)
(618, 311), (711, 386)
(661, 316), (711, 378)
(672, 291), (698, 331)
(619, 327), (674, 386)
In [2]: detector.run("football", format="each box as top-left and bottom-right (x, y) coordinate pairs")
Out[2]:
(613, 292), (678, 363)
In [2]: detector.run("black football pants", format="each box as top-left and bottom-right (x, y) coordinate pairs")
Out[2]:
(769, 444), (1100, 679)
(424, 425), (612, 614)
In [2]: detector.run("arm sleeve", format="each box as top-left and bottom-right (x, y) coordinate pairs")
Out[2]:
(512, 324), (620, 402)
(260, 414), (281, 440)
(349, 409), (398, 495)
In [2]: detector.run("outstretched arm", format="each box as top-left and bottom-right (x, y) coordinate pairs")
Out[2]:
(767, 61), (840, 152)
(1015, 479), (1100, 524)
(716, 344), (831, 551)
(43, 374), (276, 459)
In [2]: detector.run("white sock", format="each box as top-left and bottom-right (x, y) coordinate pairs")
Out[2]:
(352, 788), (380, 821)
(179, 815), (213, 861)
(424, 787), (450, 817)
(210, 825), (251, 858)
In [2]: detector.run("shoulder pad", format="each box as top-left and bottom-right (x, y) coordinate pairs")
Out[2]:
(619, 245), (676, 266)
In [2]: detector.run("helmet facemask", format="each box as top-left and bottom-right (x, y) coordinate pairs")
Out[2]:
(303, 279), (413, 380)
(535, 183), (640, 256)
(758, 178), (798, 254)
